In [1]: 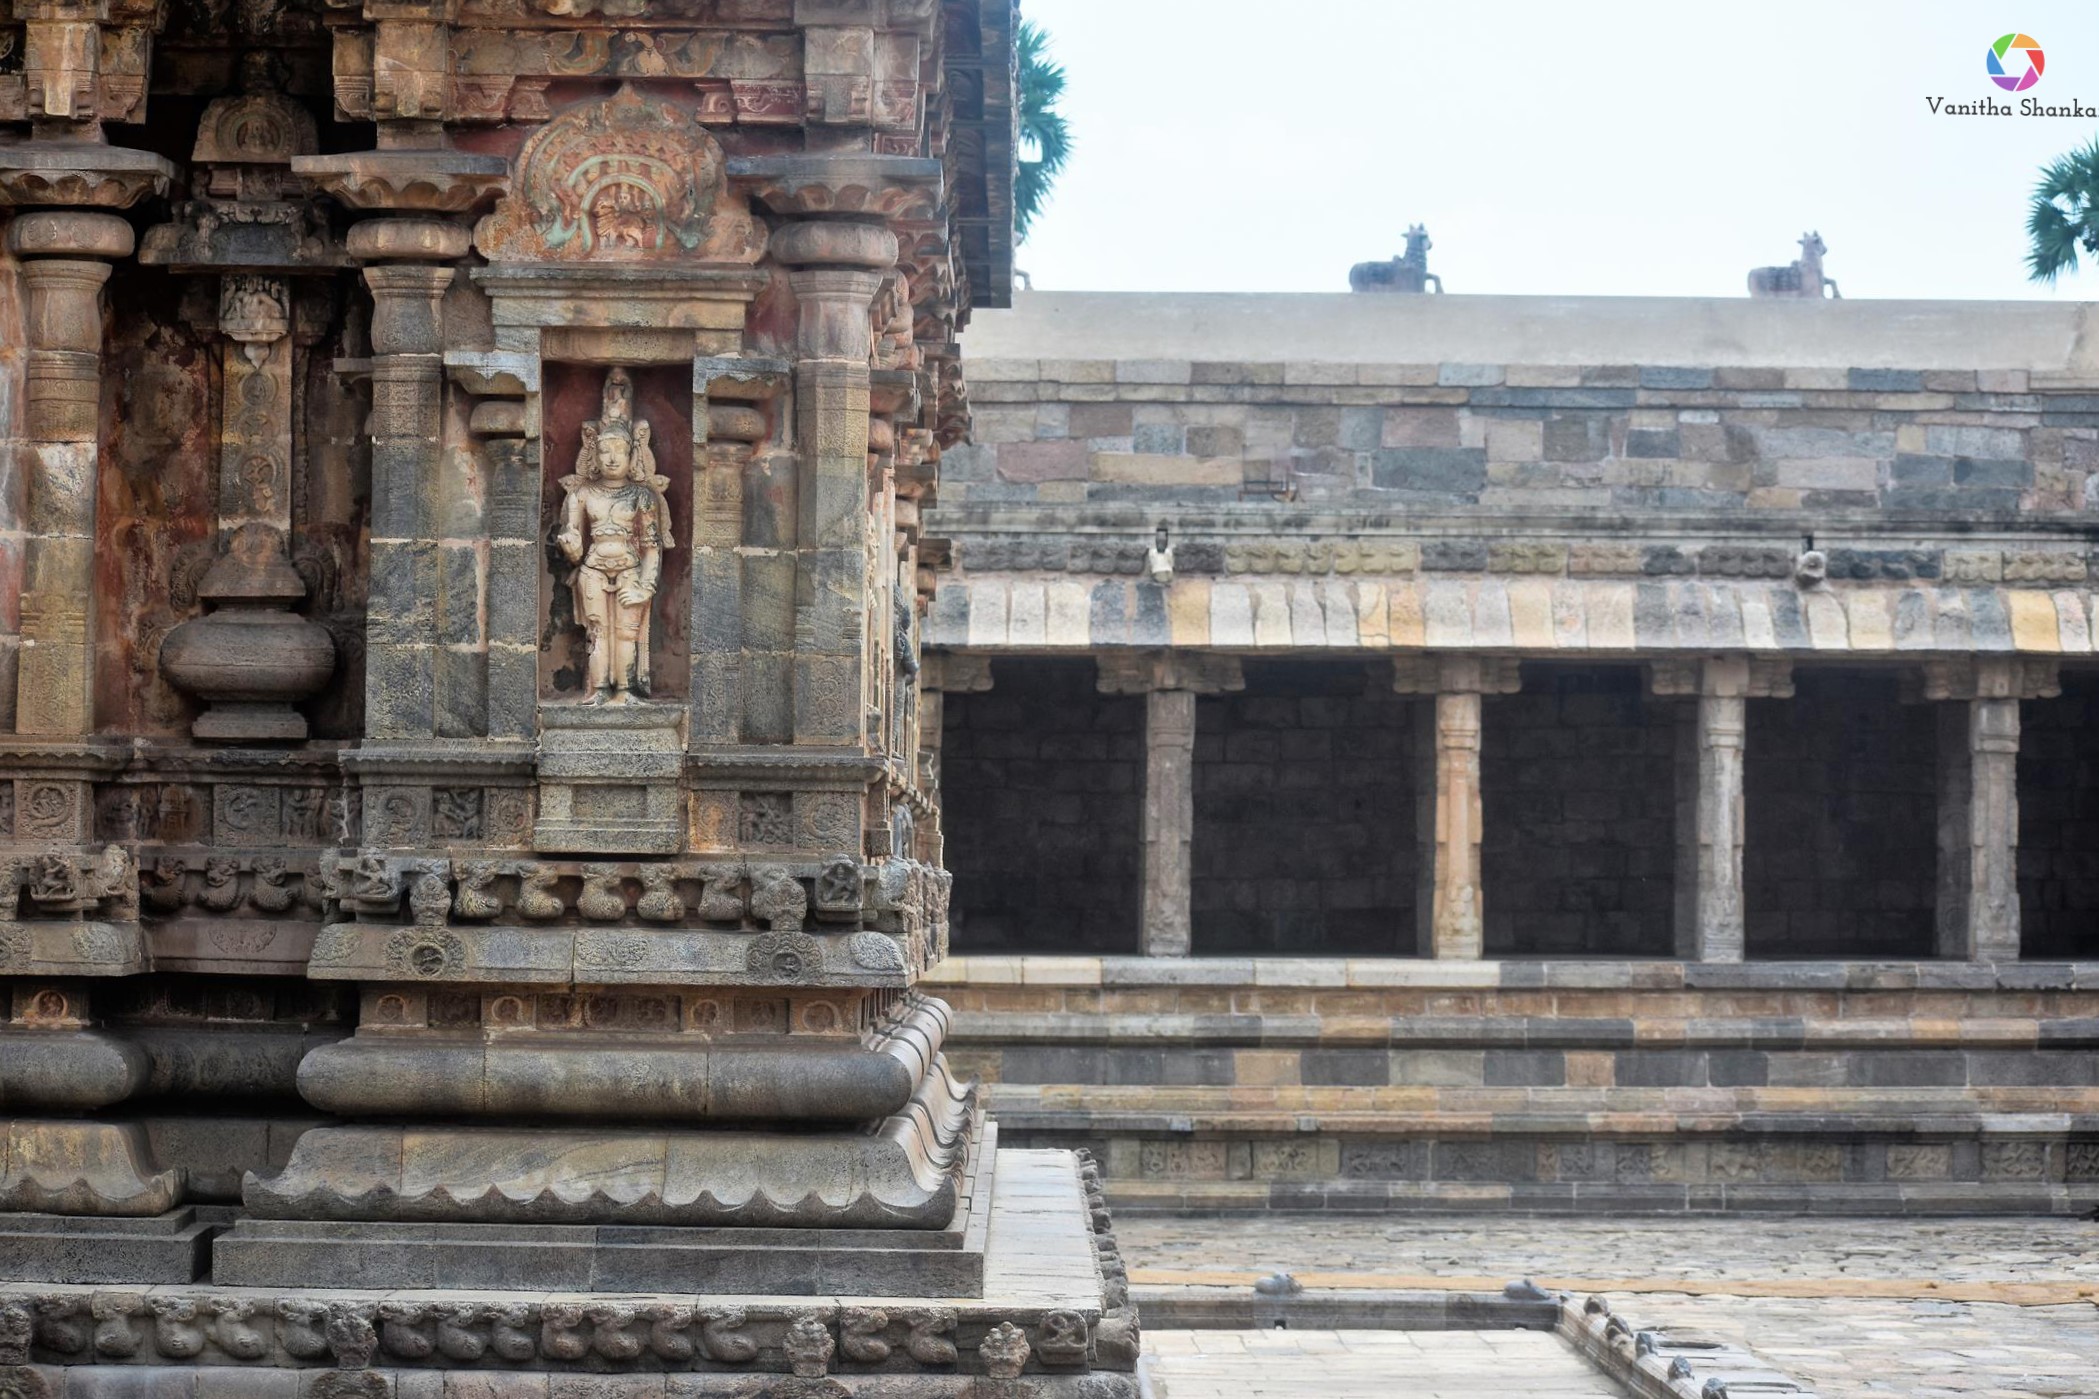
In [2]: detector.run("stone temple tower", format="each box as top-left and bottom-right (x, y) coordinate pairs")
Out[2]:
(0, 0), (1137, 1392)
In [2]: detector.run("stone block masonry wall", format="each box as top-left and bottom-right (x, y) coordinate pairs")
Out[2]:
(929, 957), (2099, 1214)
(2018, 667), (2099, 959)
(944, 658), (1145, 954)
(1191, 660), (1425, 955)
(1480, 664), (1679, 956)
(948, 357), (2098, 519)
(1745, 668), (1939, 957)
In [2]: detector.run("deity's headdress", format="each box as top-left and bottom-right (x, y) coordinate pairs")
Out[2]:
(578, 367), (653, 479)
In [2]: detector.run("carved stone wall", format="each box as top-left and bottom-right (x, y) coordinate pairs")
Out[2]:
(0, 5), (1145, 1392)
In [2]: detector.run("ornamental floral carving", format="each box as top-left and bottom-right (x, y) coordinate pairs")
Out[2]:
(476, 84), (762, 264)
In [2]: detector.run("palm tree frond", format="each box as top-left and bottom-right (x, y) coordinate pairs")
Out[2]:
(1013, 16), (1072, 242)
(2026, 137), (2099, 283)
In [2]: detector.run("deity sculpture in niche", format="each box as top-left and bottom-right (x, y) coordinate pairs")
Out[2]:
(556, 368), (674, 704)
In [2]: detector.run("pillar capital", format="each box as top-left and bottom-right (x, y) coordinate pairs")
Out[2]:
(1649, 655), (1793, 699)
(1392, 654), (1521, 696)
(920, 651), (994, 693)
(1096, 650), (1244, 696)
(0, 142), (172, 213)
(5, 208), (133, 259)
(347, 216), (473, 264)
(1921, 655), (2060, 702)
(773, 218), (900, 272)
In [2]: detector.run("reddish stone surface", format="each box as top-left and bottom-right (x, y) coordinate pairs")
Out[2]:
(94, 275), (214, 737)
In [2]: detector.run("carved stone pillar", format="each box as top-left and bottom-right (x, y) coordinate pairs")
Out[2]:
(1928, 657), (2054, 961)
(1099, 652), (1244, 957)
(1141, 690), (1196, 958)
(1653, 658), (1792, 961)
(7, 212), (124, 737)
(354, 219), (459, 739)
(686, 366), (779, 747)
(0, 0), (173, 732)
(920, 652), (993, 873)
(453, 358), (537, 741)
(773, 220), (895, 749)
(142, 71), (346, 741)
(1396, 656), (1521, 959)
(155, 277), (339, 740)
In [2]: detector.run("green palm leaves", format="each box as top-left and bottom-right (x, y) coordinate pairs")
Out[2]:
(1015, 18), (1071, 242)
(2027, 135), (2099, 283)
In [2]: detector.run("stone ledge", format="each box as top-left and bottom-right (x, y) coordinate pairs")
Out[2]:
(927, 956), (2099, 991)
(963, 293), (2099, 377)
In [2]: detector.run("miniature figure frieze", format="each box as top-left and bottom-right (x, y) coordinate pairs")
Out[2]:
(475, 84), (764, 264)
(557, 367), (676, 705)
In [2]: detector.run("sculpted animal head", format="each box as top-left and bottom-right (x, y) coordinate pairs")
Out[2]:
(1801, 231), (1826, 258)
(1405, 223), (1432, 257)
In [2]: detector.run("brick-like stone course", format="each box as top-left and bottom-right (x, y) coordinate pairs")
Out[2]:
(1191, 661), (1426, 955)
(1481, 665), (1679, 956)
(944, 658), (1144, 954)
(1745, 669), (1939, 957)
(2017, 670), (2099, 959)
(928, 957), (2099, 1211)
(941, 358), (2099, 517)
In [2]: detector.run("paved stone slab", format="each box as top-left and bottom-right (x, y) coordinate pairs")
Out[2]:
(1120, 1214), (2099, 1398)
(1139, 1329), (1620, 1398)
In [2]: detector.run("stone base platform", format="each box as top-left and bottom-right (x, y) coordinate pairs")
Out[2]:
(933, 956), (2099, 1214)
(0, 1150), (1139, 1396)
(215, 1123), (999, 1294)
(0, 1208), (215, 1283)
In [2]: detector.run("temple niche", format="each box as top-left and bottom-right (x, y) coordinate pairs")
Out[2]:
(0, 0), (1135, 1392)
(544, 364), (688, 704)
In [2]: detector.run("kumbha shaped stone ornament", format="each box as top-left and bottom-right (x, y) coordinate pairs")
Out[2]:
(556, 367), (675, 705)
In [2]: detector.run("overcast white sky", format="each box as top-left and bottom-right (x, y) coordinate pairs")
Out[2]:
(1013, 1), (2099, 300)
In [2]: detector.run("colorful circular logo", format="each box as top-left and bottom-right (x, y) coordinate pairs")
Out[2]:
(1987, 32), (2044, 91)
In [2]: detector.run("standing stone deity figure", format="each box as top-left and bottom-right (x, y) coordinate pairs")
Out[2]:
(557, 367), (674, 704)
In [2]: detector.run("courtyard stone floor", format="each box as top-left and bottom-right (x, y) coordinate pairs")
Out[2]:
(1140, 1329), (1618, 1397)
(1123, 1214), (2099, 1397)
